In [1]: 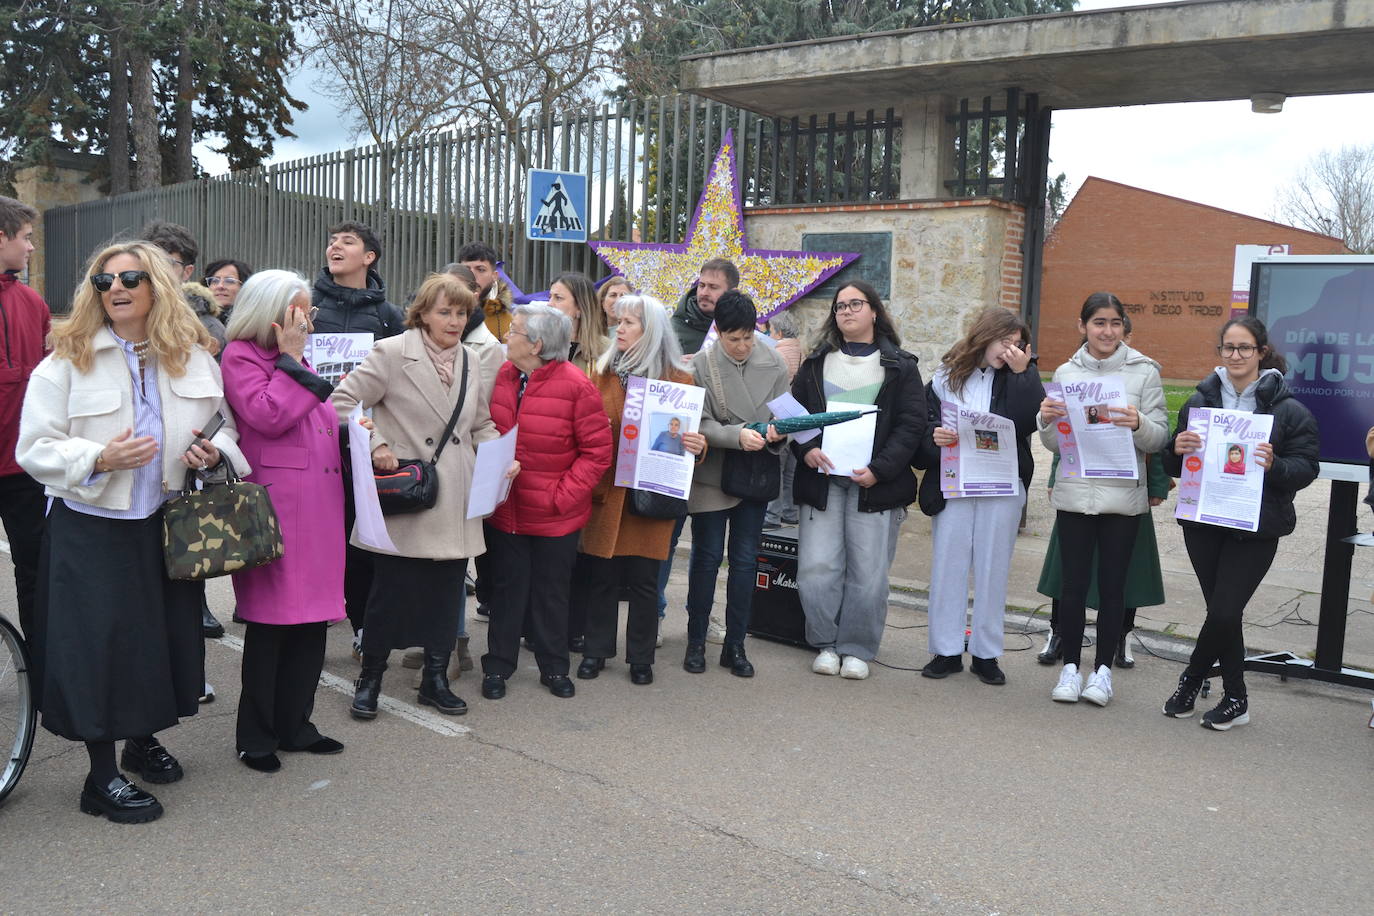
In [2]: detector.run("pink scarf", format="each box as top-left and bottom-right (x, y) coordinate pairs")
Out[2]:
(421, 330), (459, 388)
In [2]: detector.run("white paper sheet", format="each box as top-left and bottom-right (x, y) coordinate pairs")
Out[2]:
(766, 392), (819, 444)
(821, 399), (877, 477)
(467, 425), (519, 519)
(347, 405), (396, 551)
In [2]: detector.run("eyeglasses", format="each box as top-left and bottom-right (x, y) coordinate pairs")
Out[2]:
(505, 330), (529, 340)
(90, 270), (150, 292)
(1217, 344), (1259, 358)
(998, 337), (1028, 352)
(205, 276), (241, 288)
(307, 307), (320, 321)
(833, 299), (870, 313)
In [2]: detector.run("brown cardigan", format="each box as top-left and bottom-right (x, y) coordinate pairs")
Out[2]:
(580, 366), (695, 560)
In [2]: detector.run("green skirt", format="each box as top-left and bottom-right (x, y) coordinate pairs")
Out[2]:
(1036, 512), (1165, 609)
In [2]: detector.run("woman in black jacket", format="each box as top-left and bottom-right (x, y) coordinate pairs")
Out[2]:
(913, 307), (1044, 686)
(791, 281), (925, 680)
(1161, 315), (1319, 730)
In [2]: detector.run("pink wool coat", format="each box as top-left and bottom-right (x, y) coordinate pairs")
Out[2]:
(221, 340), (346, 625)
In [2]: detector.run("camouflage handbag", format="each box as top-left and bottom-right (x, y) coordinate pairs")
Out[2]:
(162, 460), (284, 580)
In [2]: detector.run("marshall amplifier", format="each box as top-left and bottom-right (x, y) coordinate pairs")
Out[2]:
(749, 530), (809, 649)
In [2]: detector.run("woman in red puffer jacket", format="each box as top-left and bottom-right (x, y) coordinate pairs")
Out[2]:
(480, 303), (612, 701)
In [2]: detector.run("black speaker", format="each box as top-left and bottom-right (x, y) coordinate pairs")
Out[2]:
(749, 531), (809, 649)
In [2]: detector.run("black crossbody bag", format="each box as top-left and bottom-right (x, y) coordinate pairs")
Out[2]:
(374, 350), (469, 515)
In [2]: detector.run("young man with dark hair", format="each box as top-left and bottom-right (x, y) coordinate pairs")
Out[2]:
(312, 221), (405, 336)
(0, 196), (50, 640)
(672, 257), (739, 354)
(458, 241), (513, 340)
(139, 220), (227, 356)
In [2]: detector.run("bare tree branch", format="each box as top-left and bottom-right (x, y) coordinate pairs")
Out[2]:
(1275, 144), (1374, 254)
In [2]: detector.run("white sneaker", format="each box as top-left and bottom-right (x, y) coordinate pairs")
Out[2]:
(812, 648), (841, 676)
(840, 656), (870, 680)
(705, 616), (727, 645)
(656, 622), (664, 648)
(1082, 665), (1114, 707)
(1051, 663), (1082, 703)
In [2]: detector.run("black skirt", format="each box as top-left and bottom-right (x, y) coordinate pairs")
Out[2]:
(33, 500), (204, 742)
(361, 553), (465, 654)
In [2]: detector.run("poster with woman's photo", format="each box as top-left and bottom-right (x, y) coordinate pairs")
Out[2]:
(1174, 407), (1274, 531)
(614, 376), (705, 499)
(1044, 377), (1138, 479)
(939, 402), (1017, 498)
(305, 333), (374, 386)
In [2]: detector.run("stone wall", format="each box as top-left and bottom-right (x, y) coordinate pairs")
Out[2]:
(745, 198), (1027, 371)
(11, 151), (104, 301)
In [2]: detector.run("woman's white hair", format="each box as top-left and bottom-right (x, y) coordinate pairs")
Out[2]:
(226, 269), (311, 348)
(514, 303), (571, 362)
(596, 294), (684, 379)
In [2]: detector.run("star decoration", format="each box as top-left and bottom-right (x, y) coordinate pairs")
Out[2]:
(590, 130), (859, 322)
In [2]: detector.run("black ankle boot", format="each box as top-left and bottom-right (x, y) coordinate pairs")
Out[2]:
(1037, 633), (1062, 665)
(720, 642), (754, 678)
(351, 654), (387, 720)
(417, 650), (468, 715)
(201, 596), (224, 639)
(683, 641), (706, 673)
(1116, 633), (1136, 669)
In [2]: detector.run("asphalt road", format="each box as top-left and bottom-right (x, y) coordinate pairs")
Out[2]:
(2, 564), (1372, 914)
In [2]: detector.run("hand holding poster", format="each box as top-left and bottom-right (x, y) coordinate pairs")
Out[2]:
(938, 402), (1018, 498)
(1174, 407), (1273, 531)
(305, 333), (374, 386)
(1044, 376), (1138, 480)
(346, 405), (396, 552)
(614, 376), (705, 498)
(821, 400), (877, 477)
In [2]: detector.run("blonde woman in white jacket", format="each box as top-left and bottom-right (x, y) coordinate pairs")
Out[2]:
(1036, 292), (1167, 707)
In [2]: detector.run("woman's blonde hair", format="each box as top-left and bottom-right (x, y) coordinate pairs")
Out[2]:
(51, 240), (211, 375)
(406, 273), (476, 330)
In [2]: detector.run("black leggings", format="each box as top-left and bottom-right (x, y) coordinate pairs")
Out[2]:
(1055, 511), (1139, 670)
(1182, 526), (1278, 699)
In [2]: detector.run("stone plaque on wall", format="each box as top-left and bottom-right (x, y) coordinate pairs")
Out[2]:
(802, 232), (892, 299)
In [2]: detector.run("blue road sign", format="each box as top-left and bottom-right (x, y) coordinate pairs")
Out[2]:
(527, 169), (588, 243)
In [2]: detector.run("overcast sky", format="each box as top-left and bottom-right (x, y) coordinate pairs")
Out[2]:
(196, 0), (1374, 226)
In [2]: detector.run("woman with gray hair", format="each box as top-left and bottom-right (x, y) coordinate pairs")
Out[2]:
(221, 269), (346, 772)
(479, 304), (613, 700)
(575, 295), (706, 685)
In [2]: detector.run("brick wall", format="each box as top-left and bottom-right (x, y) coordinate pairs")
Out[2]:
(1039, 177), (1349, 381)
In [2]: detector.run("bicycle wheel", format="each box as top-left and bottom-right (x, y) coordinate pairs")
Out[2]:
(0, 615), (37, 806)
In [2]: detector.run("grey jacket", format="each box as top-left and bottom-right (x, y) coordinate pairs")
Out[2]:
(1036, 343), (1168, 516)
(689, 342), (791, 513)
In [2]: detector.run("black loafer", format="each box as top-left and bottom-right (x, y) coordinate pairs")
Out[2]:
(683, 641), (707, 674)
(121, 738), (184, 785)
(921, 654), (964, 679)
(481, 673), (507, 699)
(80, 774), (163, 824)
(970, 656), (1007, 686)
(576, 657), (605, 680)
(540, 674), (575, 698)
(237, 750), (282, 773)
(629, 664), (653, 685)
(282, 736), (344, 755)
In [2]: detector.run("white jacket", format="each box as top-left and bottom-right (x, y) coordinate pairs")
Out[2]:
(17, 328), (248, 511)
(1036, 343), (1167, 516)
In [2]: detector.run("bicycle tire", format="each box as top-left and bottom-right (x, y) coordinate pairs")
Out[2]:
(0, 615), (37, 806)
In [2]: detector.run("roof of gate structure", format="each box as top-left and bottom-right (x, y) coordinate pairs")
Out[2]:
(679, 0), (1374, 117)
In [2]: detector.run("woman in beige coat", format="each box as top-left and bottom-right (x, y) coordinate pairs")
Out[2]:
(333, 273), (501, 718)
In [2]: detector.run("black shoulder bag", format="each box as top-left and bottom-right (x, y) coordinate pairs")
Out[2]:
(374, 349), (469, 515)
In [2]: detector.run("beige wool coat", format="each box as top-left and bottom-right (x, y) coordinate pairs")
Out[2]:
(332, 329), (497, 560)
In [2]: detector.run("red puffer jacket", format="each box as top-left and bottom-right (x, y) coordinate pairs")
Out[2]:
(488, 359), (612, 537)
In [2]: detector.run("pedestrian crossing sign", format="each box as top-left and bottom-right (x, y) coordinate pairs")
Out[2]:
(527, 169), (588, 243)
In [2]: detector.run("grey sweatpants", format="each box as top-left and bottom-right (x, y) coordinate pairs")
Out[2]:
(797, 479), (905, 660)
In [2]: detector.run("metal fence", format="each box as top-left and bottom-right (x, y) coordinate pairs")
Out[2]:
(43, 94), (902, 312)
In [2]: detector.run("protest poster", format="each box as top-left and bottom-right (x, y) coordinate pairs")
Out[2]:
(938, 402), (1018, 498)
(1174, 407), (1273, 532)
(1045, 376), (1138, 480)
(614, 376), (705, 499)
(305, 333), (374, 386)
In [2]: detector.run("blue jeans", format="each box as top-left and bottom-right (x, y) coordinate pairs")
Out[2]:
(685, 499), (769, 645)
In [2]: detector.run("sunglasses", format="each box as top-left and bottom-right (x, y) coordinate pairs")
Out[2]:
(90, 270), (150, 292)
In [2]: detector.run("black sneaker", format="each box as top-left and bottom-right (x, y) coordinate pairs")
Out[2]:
(1162, 674), (1203, 718)
(920, 654), (964, 679)
(1201, 695), (1249, 731)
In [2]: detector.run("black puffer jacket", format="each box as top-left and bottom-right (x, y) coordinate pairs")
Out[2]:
(913, 361), (1044, 517)
(1162, 371), (1320, 539)
(311, 267), (405, 338)
(789, 337), (924, 513)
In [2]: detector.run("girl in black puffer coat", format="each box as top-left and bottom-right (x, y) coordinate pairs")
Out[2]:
(1160, 315), (1319, 731)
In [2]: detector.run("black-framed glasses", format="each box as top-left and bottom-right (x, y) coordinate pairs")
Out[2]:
(205, 276), (241, 288)
(90, 270), (149, 292)
(1217, 344), (1258, 358)
(833, 298), (870, 313)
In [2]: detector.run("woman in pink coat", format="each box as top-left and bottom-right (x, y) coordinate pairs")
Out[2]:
(221, 270), (346, 773)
